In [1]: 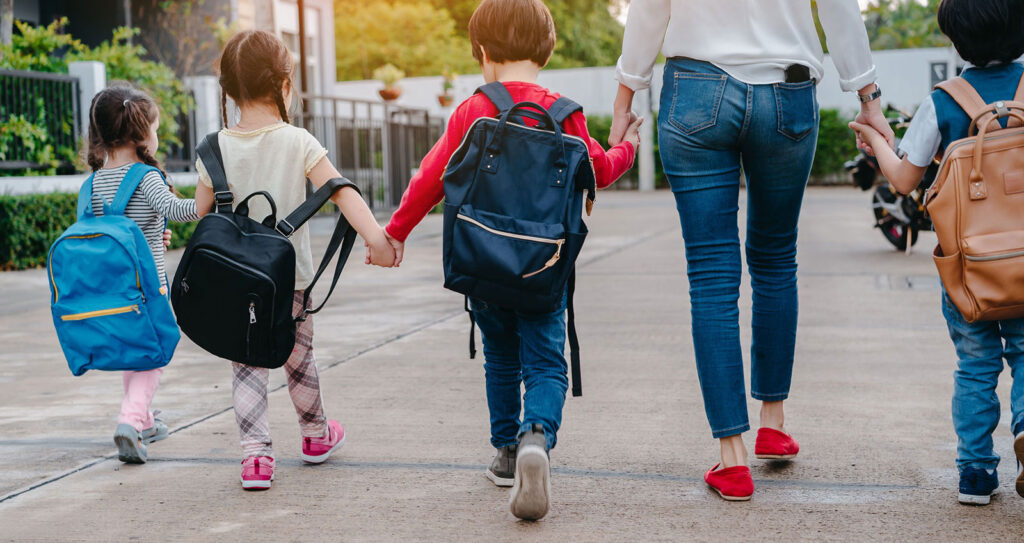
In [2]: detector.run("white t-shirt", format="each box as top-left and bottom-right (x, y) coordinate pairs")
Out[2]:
(197, 122), (328, 290)
(616, 0), (876, 92)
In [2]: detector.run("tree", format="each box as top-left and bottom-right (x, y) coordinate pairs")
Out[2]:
(132, 0), (236, 78)
(863, 0), (949, 50)
(335, 1), (477, 81)
(334, 0), (625, 81)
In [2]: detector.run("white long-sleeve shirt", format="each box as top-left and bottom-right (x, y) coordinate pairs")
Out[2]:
(616, 0), (877, 92)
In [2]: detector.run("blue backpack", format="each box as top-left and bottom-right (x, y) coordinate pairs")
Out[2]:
(48, 163), (180, 376)
(442, 82), (596, 396)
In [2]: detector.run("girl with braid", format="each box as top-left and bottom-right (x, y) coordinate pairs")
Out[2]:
(85, 85), (200, 463)
(194, 30), (395, 490)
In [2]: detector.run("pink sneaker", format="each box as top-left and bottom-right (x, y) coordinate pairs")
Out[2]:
(301, 420), (345, 464)
(240, 456), (274, 490)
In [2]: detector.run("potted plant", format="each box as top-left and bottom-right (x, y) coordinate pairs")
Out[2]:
(374, 64), (405, 102)
(438, 66), (456, 107)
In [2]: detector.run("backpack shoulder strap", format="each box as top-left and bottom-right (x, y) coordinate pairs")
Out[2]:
(475, 82), (516, 115)
(277, 177), (362, 321)
(936, 77), (989, 120)
(196, 132), (233, 213)
(548, 96), (583, 126)
(76, 173), (97, 220)
(109, 163), (160, 216)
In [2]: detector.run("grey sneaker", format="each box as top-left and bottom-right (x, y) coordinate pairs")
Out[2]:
(509, 424), (550, 520)
(140, 412), (168, 444)
(113, 424), (148, 464)
(486, 444), (517, 487)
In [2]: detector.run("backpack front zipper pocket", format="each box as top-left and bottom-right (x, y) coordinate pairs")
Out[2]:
(61, 304), (140, 321)
(456, 213), (564, 278)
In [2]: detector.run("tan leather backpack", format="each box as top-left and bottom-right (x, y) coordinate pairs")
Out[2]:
(925, 75), (1024, 322)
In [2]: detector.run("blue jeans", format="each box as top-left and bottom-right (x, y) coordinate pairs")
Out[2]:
(471, 294), (568, 451)
(658, 58), (818, 438)
(942, 290), (1024, 472)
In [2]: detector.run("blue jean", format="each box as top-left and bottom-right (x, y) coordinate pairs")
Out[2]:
(942, 290), (1024, 472)
(658, 58), (818, 438)
(471, 295), (568, 451)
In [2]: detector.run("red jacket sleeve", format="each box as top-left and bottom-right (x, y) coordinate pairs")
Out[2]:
(564, 111), (636, 189)
(385, 105), (470, 242)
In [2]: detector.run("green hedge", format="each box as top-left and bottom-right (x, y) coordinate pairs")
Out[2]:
(0, 183), (198, 271)
(585, 108), (856, 186)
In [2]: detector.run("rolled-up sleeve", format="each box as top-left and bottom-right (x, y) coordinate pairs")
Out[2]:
(615, 0), (672, 91)
(817, 0), (877, 92)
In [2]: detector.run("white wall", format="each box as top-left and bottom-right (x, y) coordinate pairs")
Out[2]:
(333, 47), (961, 119)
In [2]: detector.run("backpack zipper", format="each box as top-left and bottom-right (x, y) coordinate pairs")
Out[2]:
(456, 214), (565, 278)
(61, 304), (140, 321)
(246, 301), (257, 362)
(965, 249), (1024, 262)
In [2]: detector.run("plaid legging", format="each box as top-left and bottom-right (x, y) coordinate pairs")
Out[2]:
(232, 292), (327, 458)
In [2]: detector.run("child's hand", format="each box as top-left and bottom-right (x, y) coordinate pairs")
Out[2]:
(623, 113), (644, 152)
(848, 121), (887, 156)
(384, 230), (404, 267)
(163, 229), (172, 248)
(364, 228), (396, 268)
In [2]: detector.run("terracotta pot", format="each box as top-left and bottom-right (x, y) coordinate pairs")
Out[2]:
(379, 87), (401, 101)
(437, 94), (454, 107)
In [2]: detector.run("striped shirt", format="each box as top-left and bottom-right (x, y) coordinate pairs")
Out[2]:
(90, 164), (200, 287)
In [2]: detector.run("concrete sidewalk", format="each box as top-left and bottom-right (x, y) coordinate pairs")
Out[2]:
(1, 189), (1022, 541)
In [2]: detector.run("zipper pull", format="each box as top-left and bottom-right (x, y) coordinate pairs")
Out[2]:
(249, 302), (257, 324)
(181, 278), (190, 294)
(133, 305), (141, 314)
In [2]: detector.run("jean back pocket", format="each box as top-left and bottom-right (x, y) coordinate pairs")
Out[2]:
(668, 72), (727, 135)
(773, 81), (818, 142)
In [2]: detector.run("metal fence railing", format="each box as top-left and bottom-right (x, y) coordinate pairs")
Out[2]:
(295, 95), (444, 210)
(0, 69), (80, 173)
(164, 90), (198, 173)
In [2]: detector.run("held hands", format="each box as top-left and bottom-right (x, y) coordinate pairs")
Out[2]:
(854, 97), (895, 156)
(363, 225), (398, 268)
(847, 121), (888, 157)
(609, 110), (641, 147)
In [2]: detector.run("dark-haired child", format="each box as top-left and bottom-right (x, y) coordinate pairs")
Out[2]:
(86, 85), (200, 463)
(850, 0), (1024, 506)
(384, 0), (642, 520)
(195, 30), (395, 490)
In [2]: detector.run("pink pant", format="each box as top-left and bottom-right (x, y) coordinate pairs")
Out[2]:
(118, 368), (163, 431)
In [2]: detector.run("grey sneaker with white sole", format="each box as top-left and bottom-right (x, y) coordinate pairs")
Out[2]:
(509, 424), (550, 521)
(486, 444), (517, 487)
(141, 413), (168, 444)
(113, 424), (148, 464)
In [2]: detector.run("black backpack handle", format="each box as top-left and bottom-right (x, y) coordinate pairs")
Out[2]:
(235, 191), (279, 228)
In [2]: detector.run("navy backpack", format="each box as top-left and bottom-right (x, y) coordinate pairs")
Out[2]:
(48, 164), (180, 376)
(442, 82), (596, 396)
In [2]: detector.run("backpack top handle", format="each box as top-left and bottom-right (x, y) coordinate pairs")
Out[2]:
(483, 102), (570, 180)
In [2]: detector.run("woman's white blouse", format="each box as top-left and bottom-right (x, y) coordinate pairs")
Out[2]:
(616, 0), (877, 92)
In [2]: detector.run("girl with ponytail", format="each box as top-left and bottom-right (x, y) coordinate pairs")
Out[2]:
(85, 85), (200, 464)
(195, 30), (395, 490)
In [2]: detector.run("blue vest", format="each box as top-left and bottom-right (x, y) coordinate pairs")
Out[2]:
(933, 63), (1024, 154)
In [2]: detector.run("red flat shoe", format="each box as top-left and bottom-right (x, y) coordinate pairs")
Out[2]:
(704, 464), (754, 501)
(754, 427), (800, 460)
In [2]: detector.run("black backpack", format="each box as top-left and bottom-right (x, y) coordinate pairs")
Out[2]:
(171, 133), (359, 368)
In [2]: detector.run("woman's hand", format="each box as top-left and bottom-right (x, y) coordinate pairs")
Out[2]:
(855, 84), (895, 156)
(609, 84), (638, 146)
(622, 114), (644, 152)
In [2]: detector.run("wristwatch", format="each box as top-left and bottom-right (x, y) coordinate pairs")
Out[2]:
(858, 84), (882, 103)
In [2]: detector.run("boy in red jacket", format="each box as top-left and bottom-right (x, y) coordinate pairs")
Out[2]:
(383, 0), (642, 521)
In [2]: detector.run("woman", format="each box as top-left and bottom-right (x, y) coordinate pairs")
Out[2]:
(610, 0), (894, 501)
